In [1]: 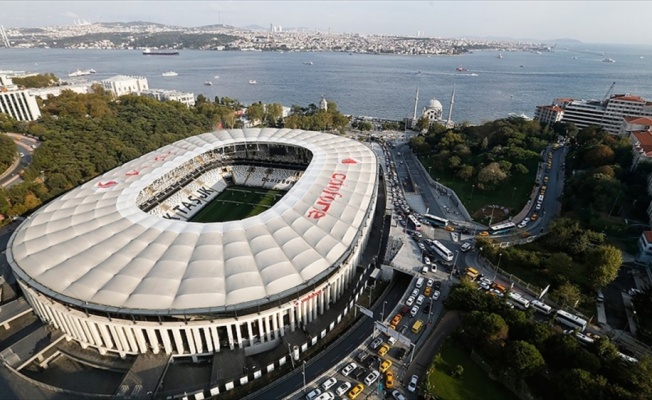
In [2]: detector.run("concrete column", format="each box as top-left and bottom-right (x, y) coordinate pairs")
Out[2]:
(192, 328), (204, 354)
(247, 320), (254, 344)
(257, 318), (265, 342)
(235, 323), (243, 347)
(211, 326), (220, 352)
(202, 327), (214, 353)
(146, 328), (160, 354)
(319, 290), (325, 315)
(278, 310), (285, 336)
(87, 321), (104, 348)
(111, 325), (130, 353)
(124, 326), (139, 353)
(97, 324), (115, 351)
(76, 318), (93, 347)
(172, 328), (186, 354)
(271, 312), (278, 339)
(226, 323), (235, 350)
(326, 285), (332, 310)
(289, 306), (296, 332)
(264, 315), (272, 341)
(160, 329), (173, 354)
(184, 327), (197, 355)
(134, 328), (148, 354)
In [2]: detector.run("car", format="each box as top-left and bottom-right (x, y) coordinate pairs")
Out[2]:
(341, 362), (357, 376)
(422, 303), (431, 314)
(363, 355), (378, 368)
(414, 232), (423, 239)
(379, 359), (393, 373)
(421, 266), (429, 274)
(399, 324), (408, 334)
(348, 383), (365, 400)
(628, 288), (643, 296)
(426, 279), (434, 288)
(535, 203), (542, 210)
(306, 388), (322, 400)
(352, 367), (367, 380)
(530, 213), (538, 221)
(387, 335), (397, 346)
(410, 305), (419, 317)
(395, 347), (407, 361)
(370, 337), (383, 349)
(433, 280), (442, 289)
(431, 290), (441, 300)
(478, 231), (490, 237)
(423, 256), (431, 265)
(357, 350), (369, 362)
(391, 390), (407, 400)
(314, 392), (335, 400)
(385, 371), (395, 389)
(416, 294), (425, 305)
(378, 343), (390, 357)
(411, 288), (419, 297)
(444, 225), (455, 232)
(399, 305), (409, 315)
(321, 377), (337, 391)
(407, 375), (419, 392)
(424, 286), (432, 297)
(544, 176), (549, 183)
(364, 370), (380, 385)
(418, 242), (426, 251)
(460, 242), (472, 252)
(406, 296), (415, 307)
(517, 220), (529, 228)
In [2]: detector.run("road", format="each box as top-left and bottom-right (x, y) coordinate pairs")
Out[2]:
(0, 133), (38, 188)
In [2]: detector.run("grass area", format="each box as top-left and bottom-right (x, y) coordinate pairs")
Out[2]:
(421, 155), (538, 218)
(428, 339), (516, 400)
(189, 185), (286, 223)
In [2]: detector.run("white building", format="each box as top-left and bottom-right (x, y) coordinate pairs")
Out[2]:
(635, 231), (652, 266)
(28, 82), (95, 100)
(422, 98), (443, 123)
(140, 88), (195, 107)
(101, 75), (148, 97)
(0, 74), (41, 121)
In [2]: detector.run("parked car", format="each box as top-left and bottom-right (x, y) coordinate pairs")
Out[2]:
(341, 362), (357, 377)
(407, 375), (419, 392)
(336, 382), (352, 396)
(432, 290), (441, 301)
(379, 359), (393, 373)
(406, 296), (415, 307)
(305, 388), (322, 400)
(426, 279), (434, 288)
(348, 383), (365, 400)
(364, 370), (380, 386)
(321, 377), (337, 391)
(378, 344), (390, 357)
(370, 337), (383, 349)
(460, 242), (472, 252)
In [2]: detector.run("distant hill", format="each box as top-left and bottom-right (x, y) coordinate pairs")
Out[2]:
(547, 38), (583, 44)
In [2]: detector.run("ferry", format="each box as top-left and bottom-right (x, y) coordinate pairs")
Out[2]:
(143, 48), (179, 56)
(161, 71), (178, 77)
(68, 69), (95, 77)
(204, 81), (213, 86)
(602, 57), (616, 63)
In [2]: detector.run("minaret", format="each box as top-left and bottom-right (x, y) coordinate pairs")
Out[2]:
(446, 85), (456, 129)
(412, 85), (419, 121)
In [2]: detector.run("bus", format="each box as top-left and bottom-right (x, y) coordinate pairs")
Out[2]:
(530, 300), (553, 315)
(421, 214), (449, 228)
(465, 267), (480, 280)
(489, 221), (516, 235)
(431, 240), (454, 262)
(508, 292), (531, 310)
(555, 309), (588, 332)
(407, 214), (422, 230)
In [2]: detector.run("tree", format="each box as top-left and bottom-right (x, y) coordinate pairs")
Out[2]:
(552, 282), (582, 308)
(584, 144), (615, 168)
(557, 368), (607, 400)
(585, 245), (622, 288)
(451, 364), (464, 378)
(464, 311), (509, 344)
(477, 162), (507, 190)
(246, 102), (265, 125)
(501, 340), (545, 378)
(544, 252), (575, 280)
(457, 165), (474, 181)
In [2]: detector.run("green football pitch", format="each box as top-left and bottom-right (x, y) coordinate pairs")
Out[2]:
(189, 185), (287, 223)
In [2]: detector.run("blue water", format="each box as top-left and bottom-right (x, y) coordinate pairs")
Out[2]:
(2, 42), (652, 124)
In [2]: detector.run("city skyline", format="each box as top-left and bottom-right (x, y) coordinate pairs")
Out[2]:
(3, 1), (652, 46)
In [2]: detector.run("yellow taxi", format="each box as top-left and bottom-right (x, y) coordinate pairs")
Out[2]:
(378, 343), (390, 357)
(348, 383), (365, 399)
(379, 359), (393, 373)
(424, 286), (432, 297)
(385, 371), (395, 389)
(444, 225), (455, 232)
(530, 213), (538, 221)
(478, 231), (489, 237)
(543, 176), (549, 183)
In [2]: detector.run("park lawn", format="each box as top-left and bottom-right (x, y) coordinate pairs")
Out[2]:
(421, 155), (538, 217)
(429, 339), (516, 400)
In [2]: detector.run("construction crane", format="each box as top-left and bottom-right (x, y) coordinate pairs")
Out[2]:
(602, 81), (616, 102)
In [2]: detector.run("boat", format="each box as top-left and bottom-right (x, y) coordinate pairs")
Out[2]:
(213, 75), (220, 79)
(249, 80), (257, 85)
(204, 81), (213, 86)
(572, 56), (578, 59)
(303, 61), (313, 65)
(455, 66), (468, 72)
(497, 53), (504, 59)
(470, 73), (478, 77)
(143, 48), (179, 56)
(68, 69), (94, 77)
(162, 71), (178, 77)
(602, 58), (615, 63)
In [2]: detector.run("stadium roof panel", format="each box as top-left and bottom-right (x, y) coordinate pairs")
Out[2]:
(8, 128), (378, 315)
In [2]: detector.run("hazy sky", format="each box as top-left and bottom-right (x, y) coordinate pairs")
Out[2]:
(3, 1), (651, 45)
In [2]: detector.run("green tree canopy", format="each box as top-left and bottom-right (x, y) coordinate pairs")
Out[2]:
(585, 245), (623, 288)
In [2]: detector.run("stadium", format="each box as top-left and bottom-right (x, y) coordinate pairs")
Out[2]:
(6, 128), (379, 358)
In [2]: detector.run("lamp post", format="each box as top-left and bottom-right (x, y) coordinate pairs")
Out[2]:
(471, 184), (475, 200)
(302, 361), (306, 393)
(511, 187), (517, 200)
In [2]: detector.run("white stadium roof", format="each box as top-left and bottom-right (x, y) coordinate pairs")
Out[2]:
(8, 128), (378, 315)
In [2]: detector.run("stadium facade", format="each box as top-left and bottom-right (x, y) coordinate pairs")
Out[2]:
(7, 128), (379, 357)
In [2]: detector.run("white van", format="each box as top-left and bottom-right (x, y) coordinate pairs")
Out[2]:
(416, 277), (424, 288)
